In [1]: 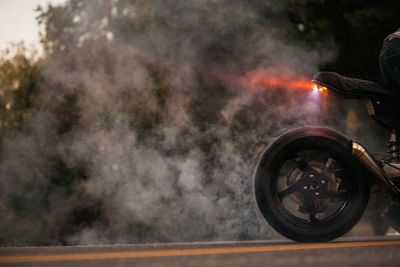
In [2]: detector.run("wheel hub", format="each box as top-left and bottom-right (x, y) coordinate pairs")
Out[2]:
(288, 161), (338, 214)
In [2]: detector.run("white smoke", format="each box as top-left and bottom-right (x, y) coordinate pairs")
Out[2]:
(0, 0), (338, 245)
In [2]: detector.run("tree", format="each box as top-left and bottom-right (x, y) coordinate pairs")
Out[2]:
(0, 43), (40, 131)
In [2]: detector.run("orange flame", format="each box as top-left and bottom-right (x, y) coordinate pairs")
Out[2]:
(241, 72), (328, 94)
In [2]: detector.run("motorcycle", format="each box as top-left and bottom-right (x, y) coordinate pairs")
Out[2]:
(254, 71), (400, 242)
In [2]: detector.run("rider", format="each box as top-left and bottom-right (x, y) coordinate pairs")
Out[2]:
(380, 27), (400, 89)
(380, 27), (400, 233)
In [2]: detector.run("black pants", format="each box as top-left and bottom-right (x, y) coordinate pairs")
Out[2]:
(380, 38), (400, 88)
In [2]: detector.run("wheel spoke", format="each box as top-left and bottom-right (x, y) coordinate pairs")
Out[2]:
(322, 158), (334, 173)
(302, 196), (318, 222)
(293, 157), (319, 175)
(278, 179), (304, 199)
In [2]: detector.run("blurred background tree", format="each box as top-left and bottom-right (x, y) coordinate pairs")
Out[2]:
(0, 43), (39, 132)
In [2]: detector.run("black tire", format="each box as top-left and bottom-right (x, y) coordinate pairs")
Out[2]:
(255, 129), (370, 242)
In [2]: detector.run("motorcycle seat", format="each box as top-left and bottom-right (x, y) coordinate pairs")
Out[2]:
(312, 72), (400, 101)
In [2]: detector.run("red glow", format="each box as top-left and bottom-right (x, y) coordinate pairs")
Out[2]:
(241, 72), (328, 94)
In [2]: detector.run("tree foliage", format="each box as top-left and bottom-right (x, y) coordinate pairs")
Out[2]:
(0, 44), (40, 131)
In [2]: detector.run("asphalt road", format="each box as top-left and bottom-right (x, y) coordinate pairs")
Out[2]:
(1, 237), (400, 267)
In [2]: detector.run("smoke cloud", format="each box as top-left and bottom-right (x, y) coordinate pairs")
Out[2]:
(0, 0), (340, 245)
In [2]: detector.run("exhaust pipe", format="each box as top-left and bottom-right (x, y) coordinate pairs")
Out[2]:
(352, 141), (400, 194)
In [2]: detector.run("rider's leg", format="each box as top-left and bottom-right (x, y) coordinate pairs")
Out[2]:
(380, 38), (400, 88)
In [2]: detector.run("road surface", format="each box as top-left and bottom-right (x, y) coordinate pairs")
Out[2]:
(1, 237), (399, 267)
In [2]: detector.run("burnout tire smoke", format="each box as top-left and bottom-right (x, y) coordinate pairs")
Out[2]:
(254, 127), (370, 242)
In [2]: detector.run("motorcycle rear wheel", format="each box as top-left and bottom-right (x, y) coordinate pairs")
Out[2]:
(255, 134), (370, 242)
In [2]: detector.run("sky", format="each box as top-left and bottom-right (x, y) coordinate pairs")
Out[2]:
(0, 0), (66, 51)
